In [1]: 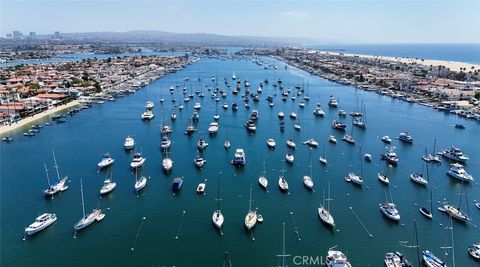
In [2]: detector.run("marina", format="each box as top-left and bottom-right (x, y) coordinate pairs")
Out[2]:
(1, 55), (480, 266)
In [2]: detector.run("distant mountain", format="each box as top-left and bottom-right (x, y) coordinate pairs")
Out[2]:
(57, 30), (312, 46)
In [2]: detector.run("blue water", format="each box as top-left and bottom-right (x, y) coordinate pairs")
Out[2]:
(1, 57), (479, 266)
(309, 44), (480, 64)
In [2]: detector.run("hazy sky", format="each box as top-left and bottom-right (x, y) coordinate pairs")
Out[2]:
(1, 0), (479, 43)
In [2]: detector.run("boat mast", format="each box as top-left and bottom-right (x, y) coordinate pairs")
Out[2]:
(327, 182), (332, 212)
(52, 150), (61, 181)
(80, 179), (86, 218)
(248, 185), (253, 212)
(414, 220), (421, 267)
(44, 163), (51, 187)
(216, 175), (222, 212)
(223, 251), (232, 267)
(359, 146), (363, 177)
(276, 222), (290, 267)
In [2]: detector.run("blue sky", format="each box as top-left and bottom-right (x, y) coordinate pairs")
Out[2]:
(1, 0), (479, 43)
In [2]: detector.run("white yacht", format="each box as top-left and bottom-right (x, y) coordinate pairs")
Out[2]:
(100, 178), (116, 195)
(258, 158), (268, 190)
(384, 252), (412, 267)
(197, 138), (209, 151)
(380, 203), (401, 221)
(303, 138), (318, 147)
(326, 250), (352, 267)
(422, 250), (446, 267)
(327, 96), (339, 107)
(267, 138), (276, 148)
(25, 213), (57, 236)
(161, 136), (171, 150)
(194, 155), (207, 168)
(341, 134), (355, 144)
(468, 244), (480, 260)
(208, 122), (219, 134)
(289, 112), (297, 119)
(193, 102), (201, 110)
(145, 101), (154, 110)
(130, 153), (146, 168)
(232, 149), (246, 166)
(447, 163), (474, 182)
(141, 110), (154, 120)
(384, 148), (399, 165)
(381, 135), (392, 143)
(398, 131), (413, 143)
(97, 153), (115, 169)
(441, 146), (469, 162)
(278, 112), (285, 119)
(313, 104), (325, 116)
(124, 135), (135, 150)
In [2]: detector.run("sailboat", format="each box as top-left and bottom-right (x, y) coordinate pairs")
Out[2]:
(422, 139), (441, 163)
(44, 151), (69, 196)
(345, 147), (364, 185)
(377, 164), (390, 185)
(319, 144), (327, 164)
(244, 185), (257, 230)
(318, 182), (335, 227)
(162, 147), (173, 172)
(258, 156), (268, 190)
(100, 168), (116, 195)
(410, 160), (429, 186)
(134, 167), (147, 192)
(74, 179), (104, 231)
(303, 151), (314, 190)
(379, 190), (401, 221)
(440, 185), (471, 222)
(419, 190), (433, 219)
(278, 160), (289, 192)
(341, 119), (355, 144)
(212, 176), (224, 229)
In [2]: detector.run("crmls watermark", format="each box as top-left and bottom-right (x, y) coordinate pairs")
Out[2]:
(292, 256), (324, 266)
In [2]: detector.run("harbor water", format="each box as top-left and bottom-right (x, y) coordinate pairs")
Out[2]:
(1, 56), (479, 266)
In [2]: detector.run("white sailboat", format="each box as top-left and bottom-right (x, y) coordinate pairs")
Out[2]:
(318, 182), (335, 227)
(162, 148), (173, 172)
(43, 151), (69, 196)
(258, 156), (268, 190)
(319, 144), (327, 164)
(278, 161), (289, 192)
(212, 177), (224, 229)
(244, 186), (257, 230)
(74, 179), (104, 231)
(134, 168), (147, 192)
(345, 147), (364, 185)
(303, 151), (314, 190)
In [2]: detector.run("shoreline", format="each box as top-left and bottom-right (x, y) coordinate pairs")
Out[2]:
(317, 51), (480, 73)
(0, 100), (80, 137)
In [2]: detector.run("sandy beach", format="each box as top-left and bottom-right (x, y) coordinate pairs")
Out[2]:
(0, 100), (80, 137)
(319, 51), (480, 73)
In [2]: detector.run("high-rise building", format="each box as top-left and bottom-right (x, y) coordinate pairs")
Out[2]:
(29, 32), (36, 38)
(12, 31), (23, 39)
(54, 31), (61, 39)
